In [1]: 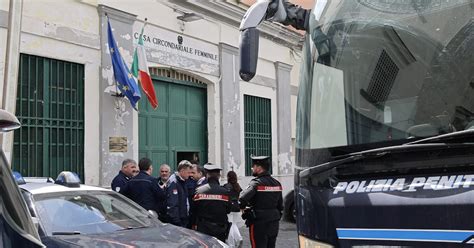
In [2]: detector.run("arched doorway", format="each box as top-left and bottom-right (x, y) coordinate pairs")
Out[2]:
(138, 68), (208, 175)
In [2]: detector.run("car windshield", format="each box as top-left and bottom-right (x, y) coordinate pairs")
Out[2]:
(33, 191), (152, 236)
(296, 0), (473, 155)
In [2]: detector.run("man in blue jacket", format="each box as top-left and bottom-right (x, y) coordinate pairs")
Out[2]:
(120, 158), (166, 214)
(165, 160), (191, 227)
(111, 159), (137, 192)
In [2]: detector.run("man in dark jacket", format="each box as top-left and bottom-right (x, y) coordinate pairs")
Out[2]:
(156, 163), (171, 221)
(158, 163), (171, 188)
(185, 163), (199, 228)
(239, 156), (283, 248)
(196, 165), (207, 186)
(192, 163), (231, 242)
(165, 160), (191, 227)
(120, 158), (166, 214)
(111, 159), (137, 192)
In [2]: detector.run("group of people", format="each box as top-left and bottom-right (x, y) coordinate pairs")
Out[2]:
(111, 155), (283, 248)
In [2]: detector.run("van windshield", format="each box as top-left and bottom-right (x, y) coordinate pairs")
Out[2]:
(296, 0), (474, 156)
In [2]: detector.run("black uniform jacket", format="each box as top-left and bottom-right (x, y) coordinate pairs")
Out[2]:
(120, 171), (166, 213)
(224, 183), (242, 212)
(111, 171), (130, 192)
(165, 173), (189, 226)
(192, 179), (231, 225)
(239, 171), (283, 222)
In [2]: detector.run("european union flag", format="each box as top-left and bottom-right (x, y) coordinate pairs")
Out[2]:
(107, 18), (141, 110)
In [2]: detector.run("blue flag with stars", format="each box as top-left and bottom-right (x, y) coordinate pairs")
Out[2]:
(107, 18), (141, 110)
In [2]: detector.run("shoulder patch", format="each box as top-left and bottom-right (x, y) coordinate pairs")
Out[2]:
(257, 186), (283, 192)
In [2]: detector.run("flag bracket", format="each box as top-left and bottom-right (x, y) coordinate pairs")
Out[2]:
(111, 92), (125, 98)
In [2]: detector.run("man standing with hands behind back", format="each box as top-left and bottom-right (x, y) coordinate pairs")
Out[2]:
(239, 156), (283, 248)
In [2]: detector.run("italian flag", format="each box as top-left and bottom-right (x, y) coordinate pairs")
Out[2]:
(131, 22), (158, 109)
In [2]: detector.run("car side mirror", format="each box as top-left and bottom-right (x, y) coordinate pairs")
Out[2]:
(147, 210), (158, 219)
(0, 109), (21, 132)
(31, 217), (40, 230)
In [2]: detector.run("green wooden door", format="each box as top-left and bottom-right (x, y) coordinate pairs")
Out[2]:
(12, 54), (85, 180)
(139, 77), (207, 176)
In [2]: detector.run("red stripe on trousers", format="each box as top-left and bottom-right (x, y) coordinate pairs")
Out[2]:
(250, 224), (256, 248)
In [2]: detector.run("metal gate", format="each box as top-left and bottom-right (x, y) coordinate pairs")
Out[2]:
(12, 54), (84, 180)
(244, 95), (272, 176)
(139, 74), (207, 175)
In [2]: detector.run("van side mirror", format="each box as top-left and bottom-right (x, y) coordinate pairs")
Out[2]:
(239, 28), (260, 82)
(239, 0), (273, 82)
(0, 109), (21, 132)
(238, 0), (309, 82)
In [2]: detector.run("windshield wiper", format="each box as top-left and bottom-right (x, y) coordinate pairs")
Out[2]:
(406, 129), (474, 145)
(118, 225), (148, 231)
(299, 150), (389, 179)
(300, 130), (474, 179)
(52, 231), (81, 235)
(299, 143), (471, 179)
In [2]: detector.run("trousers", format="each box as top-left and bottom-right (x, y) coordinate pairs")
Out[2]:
(248, 220), (279, 248)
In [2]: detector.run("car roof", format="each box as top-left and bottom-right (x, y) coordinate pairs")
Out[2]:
(19, 182), (112, 195)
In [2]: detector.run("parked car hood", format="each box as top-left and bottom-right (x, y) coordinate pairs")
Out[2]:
(43, 223), (226, 247)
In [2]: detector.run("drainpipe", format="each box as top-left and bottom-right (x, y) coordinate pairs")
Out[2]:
(1, 0), (23, 164)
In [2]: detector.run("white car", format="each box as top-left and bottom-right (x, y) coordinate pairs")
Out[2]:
(17, 171), (228, 247)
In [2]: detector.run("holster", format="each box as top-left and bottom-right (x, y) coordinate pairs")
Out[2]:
(242, 208), (256, 226)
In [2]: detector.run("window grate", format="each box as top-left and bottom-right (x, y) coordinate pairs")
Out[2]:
(244, 95), (272, 176)
(366, 50), (399, 103)
(12, 54), (84, 180)
(149, 67), (206, 85)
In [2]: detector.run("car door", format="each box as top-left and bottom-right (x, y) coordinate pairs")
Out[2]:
(0, 109), (44, 247)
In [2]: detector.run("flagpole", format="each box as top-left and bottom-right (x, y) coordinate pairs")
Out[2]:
(106, 13), (125, 98)
(131, 17), (158, 109)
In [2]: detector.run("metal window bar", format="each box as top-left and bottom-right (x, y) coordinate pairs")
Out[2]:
(244, 95), (272, 176)
(13, 54), (85, 181)
(149, 67), (206, 85)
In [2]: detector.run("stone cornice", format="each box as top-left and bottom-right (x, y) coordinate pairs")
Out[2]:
(168, 0), (304, 49)
(219, 42), (239, 55)
(97, 5), (137, 24)
(275, 61), (293, 72)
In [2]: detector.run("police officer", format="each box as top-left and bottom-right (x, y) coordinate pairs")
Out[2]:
(111, 159), (137, 192)
(239, 156), (283, 248)
(192, 163), (232, 242)
(165, 160), (192, 227)
(120, 158), (166, 215)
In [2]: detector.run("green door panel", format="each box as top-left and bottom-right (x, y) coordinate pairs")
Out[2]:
(139, 77), (207, 176)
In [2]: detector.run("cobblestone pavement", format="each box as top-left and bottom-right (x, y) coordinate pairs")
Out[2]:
(238, 220), (298, 248)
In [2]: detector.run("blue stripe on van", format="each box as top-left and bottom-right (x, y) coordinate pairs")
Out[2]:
(337, 228), (474, 243)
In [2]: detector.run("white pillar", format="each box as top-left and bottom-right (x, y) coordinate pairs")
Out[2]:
(1, 0), (23, 163)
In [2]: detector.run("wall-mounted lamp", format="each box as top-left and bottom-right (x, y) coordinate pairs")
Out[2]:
(176, 12), (203, 22)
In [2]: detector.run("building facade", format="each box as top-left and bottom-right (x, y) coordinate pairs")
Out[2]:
(0, 0), (303, 196)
